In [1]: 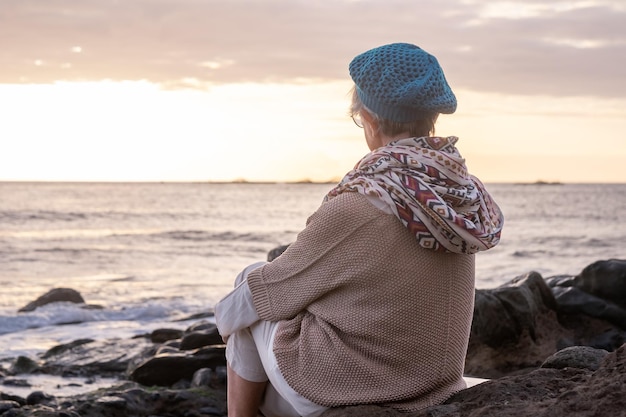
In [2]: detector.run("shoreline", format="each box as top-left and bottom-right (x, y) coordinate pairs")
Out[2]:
(1, 258), (625, 416)
(2, 180), (626, 185)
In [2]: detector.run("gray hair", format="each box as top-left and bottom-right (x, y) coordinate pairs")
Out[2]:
(349, 86), (438, 138)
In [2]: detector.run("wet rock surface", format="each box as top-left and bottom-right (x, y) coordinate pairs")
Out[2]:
(466, 260), (626, 378)
(1, 382), (227, 417)
(2, 258), (625, 416)
(321, 343), (626, 417)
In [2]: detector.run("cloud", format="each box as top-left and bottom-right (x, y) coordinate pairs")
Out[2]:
(1, 0), (624, 97)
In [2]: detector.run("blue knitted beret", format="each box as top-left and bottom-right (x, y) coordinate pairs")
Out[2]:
(349, 43), (457, 122)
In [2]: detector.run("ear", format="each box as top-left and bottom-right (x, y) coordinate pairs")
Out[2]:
(360, 109), (379, 131)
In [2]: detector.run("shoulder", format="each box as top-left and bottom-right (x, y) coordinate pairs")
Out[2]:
(308, 192), (385, 229)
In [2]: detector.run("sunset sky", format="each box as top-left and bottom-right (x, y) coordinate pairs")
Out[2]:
(1, 0), (625, 183)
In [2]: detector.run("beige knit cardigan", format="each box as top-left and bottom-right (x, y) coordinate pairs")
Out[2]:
(247, 191), (475, 411)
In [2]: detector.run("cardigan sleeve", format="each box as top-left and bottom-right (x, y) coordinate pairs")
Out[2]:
(246, 192), (381, 322)
(214, 261), (265, 337)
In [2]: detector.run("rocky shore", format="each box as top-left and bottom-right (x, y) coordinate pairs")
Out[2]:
(1, 258), (625, 417)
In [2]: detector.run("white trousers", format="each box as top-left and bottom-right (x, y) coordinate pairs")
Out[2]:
(225, 265), (329, 417)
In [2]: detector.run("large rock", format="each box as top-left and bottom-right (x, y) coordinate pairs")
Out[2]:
(129, 348), (226, 386)
(39, 338), (151, 377)
(574, 259), (626, 309)
(547, 259), (626, 353)
(18, 288), (85, 312)
(321, 344), (626, 417)
(467, 261), (626, 378)
(0, 382), (227, 417)
(541, 345), (608, 371)
(128, 321), (226, 386)
(549, 259), (626, 329)
(9, 356), (40, 374)
(180, 321), (223, 350)
(466, 272), (567, 377)
(150, 328), (183, 344)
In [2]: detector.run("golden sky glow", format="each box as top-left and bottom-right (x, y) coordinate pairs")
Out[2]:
(1, 0), (625, 183)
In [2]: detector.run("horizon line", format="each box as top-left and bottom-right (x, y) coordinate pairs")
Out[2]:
(1, 180), (625, 186)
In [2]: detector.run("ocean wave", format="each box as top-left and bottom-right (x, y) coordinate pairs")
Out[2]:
(109, 275), (135, 282)
(512, 250), (549, 258)
(1, 228), (162, 240)
(531, 235), (585, 245)
(157, 230), (219, 241)
(34, 247), (90, 254)
(0, 299), (196, 336)
(0, 209), (213, 228)
(0, 210), (87, 224)
(587, 238), (614, 248)
(154, 230), (276, 243)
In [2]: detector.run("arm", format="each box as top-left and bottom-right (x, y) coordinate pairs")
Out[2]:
(247, 192), (381, 322)
(215, 262), (264, 339)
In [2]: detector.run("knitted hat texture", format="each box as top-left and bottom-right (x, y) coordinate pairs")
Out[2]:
(349, 43), (456, 122)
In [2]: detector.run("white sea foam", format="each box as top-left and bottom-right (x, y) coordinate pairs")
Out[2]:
(0, 373), (121, 398)
(1, 302), (173, 335)
(0, 298), (215, 360)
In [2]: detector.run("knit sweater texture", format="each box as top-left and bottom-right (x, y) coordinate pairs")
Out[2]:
(246, 192), (475, 411)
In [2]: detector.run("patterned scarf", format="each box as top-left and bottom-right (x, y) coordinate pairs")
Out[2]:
(325, 136), (504, 254)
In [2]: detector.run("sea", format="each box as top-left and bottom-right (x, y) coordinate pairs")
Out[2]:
(0, 181), (624, 394)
